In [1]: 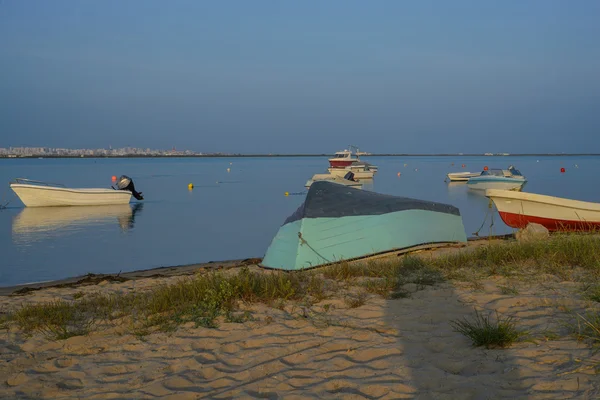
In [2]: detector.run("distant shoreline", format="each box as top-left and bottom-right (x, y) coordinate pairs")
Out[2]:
(1, 153), (599, 159)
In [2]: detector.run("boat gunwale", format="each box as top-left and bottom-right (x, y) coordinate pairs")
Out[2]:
(486, 189), (600, 212)
(259, 241), (466, 271)
(10, 183), (132, 196)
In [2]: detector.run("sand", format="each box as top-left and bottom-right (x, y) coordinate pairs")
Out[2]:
(1, 264), (599, 398)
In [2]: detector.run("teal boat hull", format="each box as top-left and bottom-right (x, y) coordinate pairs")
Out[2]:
(262, 183), (467, 271)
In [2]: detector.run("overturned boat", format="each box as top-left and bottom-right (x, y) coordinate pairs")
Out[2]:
(9, 176), (144, 207)
(262, 181), (467, 270)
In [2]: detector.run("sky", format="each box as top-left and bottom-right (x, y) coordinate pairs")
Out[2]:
(1, 1), (599, 154)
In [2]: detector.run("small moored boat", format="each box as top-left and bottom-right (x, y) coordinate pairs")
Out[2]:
(446, 171), (481, 182)
(305, 171), (363, 189)
(10, 176), (144, 207)
(467, 166), (526, 191)
(486, 189), (600, 231)
(262, 181), (467, 270)
(328, 149), (359, 169)
(327, 163), (376, 179)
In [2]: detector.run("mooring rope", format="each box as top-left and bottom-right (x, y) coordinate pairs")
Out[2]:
(298, 232), (331, 263)
(473, 199), (494, 237)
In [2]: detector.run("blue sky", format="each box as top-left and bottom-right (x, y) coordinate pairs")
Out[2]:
(1, 1), (599, 153)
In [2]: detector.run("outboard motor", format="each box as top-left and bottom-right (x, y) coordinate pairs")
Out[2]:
(116, 175), (144, 200)
(343, 171), (356, 182)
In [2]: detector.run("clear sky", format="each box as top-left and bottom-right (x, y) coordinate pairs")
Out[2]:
(1, 1), (599, 154)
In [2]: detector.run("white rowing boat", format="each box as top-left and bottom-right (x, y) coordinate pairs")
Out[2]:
(10, 176), (143, 207)
(486, 189), (600, 231)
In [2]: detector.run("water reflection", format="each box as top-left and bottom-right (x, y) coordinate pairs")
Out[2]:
(360, 178), (374, 191)
(12, 203), (144, 243)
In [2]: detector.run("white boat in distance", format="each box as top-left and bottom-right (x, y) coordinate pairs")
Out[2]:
(10, 176), (144, 207)
(328, 163), (377, 179)
(446, 171), (481, 182)
(486, 189), (600, 231)
(305, 172), (363, 189)
(467, 166), (526, 191)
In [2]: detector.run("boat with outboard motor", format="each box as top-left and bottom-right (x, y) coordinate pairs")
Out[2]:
(9, 176), (144, 207)
(327, 163), (377, 179)
(467, 166), (526, 191)
(305, 171), (363, 189)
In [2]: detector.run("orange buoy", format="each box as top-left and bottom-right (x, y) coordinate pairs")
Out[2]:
(111, 175), (117, 181)
(483, 166), (488, 171)
(397, 172), (401, 177)
(560, 167), (566, 173)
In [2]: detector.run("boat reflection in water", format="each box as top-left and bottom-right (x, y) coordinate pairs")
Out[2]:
(12, 203), (144, 243)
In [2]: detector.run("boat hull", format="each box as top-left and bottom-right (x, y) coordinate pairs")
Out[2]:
(262, 181), (466, 270)
(262, 210), (466, 270)
(467, 178), (525, 191)
(10, 184), (132, 207)
(305, 178), (362, 189)
(328, 168), (375, 179)
(486, 189), (600, 231)
(446, 172), (480, 182)
(328, 160), (355, 168)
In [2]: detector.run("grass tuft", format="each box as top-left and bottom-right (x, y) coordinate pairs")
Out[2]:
(450, 309), (524, 348)
(572, 312), (600, 344)
(344, 291), (368, 308)
(582, 285), (600, 303)
(498, 284), (519, 295)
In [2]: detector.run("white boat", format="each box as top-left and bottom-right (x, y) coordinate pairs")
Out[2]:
(10, 176), (144, 207)
(328, 163), (376, 179)
(305, 172), (363, 189)
(446, 171), (481, 182)
(328, 149), (360, 169)
(486, 189), (600, 231)
(467, 166), (526, 191)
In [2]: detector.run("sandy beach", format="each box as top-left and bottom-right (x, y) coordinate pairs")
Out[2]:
(1, 241), (600, 399)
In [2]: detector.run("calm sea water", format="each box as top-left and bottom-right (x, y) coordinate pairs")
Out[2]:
(0, 156), (597, 286)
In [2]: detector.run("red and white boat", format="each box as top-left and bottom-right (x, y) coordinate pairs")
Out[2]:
(486, 189), (600, 231)
(328, 150), (359, 169)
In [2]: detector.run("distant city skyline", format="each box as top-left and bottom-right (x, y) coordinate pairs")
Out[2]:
(1, 146), (598, 158)
(1, 1), (599, 154)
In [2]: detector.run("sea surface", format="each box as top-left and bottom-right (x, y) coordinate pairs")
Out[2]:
(0, 156), (597, 286)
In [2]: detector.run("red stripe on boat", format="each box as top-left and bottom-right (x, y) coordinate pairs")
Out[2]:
(498, 211), (600, 232)
(329, 160), (354, 168)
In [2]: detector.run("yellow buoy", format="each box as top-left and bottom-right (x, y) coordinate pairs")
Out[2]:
(284, 192), (289, 196)
(188, 183), (194, 189)
(227, 168), (231, 172)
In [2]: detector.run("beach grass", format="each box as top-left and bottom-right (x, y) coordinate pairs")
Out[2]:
(450, 309), (525, 348)
(572, 312), (600, 345)
(4, 233), (600, 341)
